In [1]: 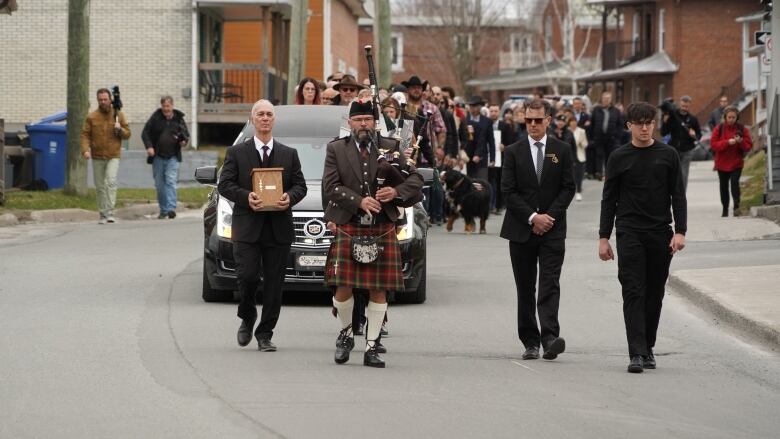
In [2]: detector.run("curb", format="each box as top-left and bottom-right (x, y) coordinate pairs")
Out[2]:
(0, 204), (201, 227)
(668, 274), (780, 349)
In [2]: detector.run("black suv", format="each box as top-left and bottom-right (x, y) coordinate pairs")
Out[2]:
(195, 105), (430, 304)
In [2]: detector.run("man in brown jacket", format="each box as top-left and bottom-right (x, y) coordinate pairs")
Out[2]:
(80, 88), (131, 224)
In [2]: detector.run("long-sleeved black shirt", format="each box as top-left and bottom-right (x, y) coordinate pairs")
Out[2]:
(599, 140), (687, 239)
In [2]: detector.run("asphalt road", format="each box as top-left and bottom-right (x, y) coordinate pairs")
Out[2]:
(2, 179), (780, 438)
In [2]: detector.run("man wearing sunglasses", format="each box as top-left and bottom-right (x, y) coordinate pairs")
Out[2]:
(500, 98), (575, 362)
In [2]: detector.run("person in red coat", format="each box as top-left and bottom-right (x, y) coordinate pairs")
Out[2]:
(709, 106), (753, 217)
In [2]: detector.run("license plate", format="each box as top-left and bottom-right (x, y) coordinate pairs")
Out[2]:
(297, 255), (327, 268)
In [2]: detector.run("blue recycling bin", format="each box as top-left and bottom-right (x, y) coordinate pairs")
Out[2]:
(26, 111), (67, 189)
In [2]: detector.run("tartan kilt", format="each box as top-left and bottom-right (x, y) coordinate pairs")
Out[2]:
(325, 223), (404, 291)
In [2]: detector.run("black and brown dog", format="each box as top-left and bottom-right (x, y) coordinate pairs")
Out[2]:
(440, 170), (492, 234)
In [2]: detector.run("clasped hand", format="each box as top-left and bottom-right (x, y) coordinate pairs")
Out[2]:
(248, 192), (290, 211)
(531, 213), (555, 235)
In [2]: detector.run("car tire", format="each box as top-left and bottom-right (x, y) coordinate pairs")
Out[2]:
(202, 259), (233, 302)
(398, 259), (427, 304)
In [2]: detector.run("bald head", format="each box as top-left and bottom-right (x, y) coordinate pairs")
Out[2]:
(251, 99), (275, 140)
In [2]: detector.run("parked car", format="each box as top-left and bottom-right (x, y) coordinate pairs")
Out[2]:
(195, 105), (431, 304)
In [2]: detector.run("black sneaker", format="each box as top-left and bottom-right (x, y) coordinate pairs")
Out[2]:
(168, 210), (177, 219)
(334, 326), (355, 364)
(542, 337), (566, 360)
(158, 212), (167, 219)
(363, 343), (385, 368)
(643, 350), (656, 369)
(522, 346), (540, 360)
(628, 355), (644, 373)
(257, 339), (277, 352)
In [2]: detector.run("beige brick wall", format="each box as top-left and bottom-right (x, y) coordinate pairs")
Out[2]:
(0, 0), (192, 148)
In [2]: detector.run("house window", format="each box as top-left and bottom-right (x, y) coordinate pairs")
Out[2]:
(338, 59), (346, 73)
(658, 83), (666, 104)
(391, 32), (403, 72)
(632, 12), (639, 55)
(658, 8), (666, 52)
(453, 33), (473, 52)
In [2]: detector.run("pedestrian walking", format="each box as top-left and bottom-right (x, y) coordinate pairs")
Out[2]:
(323, 100), (423, 368)
(598, 101), (687, 374)
(500, 98), (575, 361)
(80, 87), (131, 224)
(708, 95), (729, 130)
(459, 95), (495, 181)
(217, 100), (308, 352)
(141, 95), (190, 219)
(587, 91), (623, 180)
(660, 95), (702, 190)
(710, 106), (752, 217)
(567, 117), (587, 201)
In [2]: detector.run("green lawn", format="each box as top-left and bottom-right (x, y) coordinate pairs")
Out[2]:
(740, 150), (766, 213)
(1, 187), (211, 212)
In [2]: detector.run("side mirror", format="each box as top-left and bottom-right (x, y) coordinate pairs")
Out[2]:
(418, 168), (435, 186)
(195, 166), (217, 185)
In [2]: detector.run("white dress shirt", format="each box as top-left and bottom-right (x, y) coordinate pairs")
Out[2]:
(253, 136), (274, 162)
(527, 134), (547, 225)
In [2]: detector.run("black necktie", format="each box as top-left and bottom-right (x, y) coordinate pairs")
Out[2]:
(359, 142), (369, 160)
(262, 145), (269, 164)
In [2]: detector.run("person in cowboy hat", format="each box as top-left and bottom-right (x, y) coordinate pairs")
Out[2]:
(458, 95), (495, 181)
(400, 75), (446, 164)
(333, 74), (366, 106)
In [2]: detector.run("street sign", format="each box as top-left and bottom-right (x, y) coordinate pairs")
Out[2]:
(756, 31), (772, 46)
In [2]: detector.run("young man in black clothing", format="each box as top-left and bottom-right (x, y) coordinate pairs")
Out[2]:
(598, 102), (687, 374)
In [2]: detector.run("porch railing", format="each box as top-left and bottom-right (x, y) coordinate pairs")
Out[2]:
(198, 63), (288, 115)
(499, 51), (536, 71)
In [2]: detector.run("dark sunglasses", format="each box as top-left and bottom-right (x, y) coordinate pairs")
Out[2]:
(526, 117), (546, 125)
(340, 87), (357, 93)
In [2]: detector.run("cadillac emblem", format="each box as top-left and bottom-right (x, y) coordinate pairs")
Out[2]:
(303, 219), (326, 239)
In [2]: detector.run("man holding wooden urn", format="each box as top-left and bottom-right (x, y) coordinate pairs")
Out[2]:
(217, 99), (308, 352)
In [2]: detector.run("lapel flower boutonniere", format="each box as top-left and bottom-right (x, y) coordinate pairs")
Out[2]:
(546, 153), (559, 164)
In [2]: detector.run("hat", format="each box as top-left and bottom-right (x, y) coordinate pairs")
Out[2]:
(401, 75), (428, 89)
(392, 84), (408, 93)
(334, 75), (366, 91)
(349, 100), (374, 117)
(467, 95), (486, 106)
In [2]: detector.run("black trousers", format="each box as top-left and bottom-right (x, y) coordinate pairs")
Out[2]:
(718, 168), (742, 210)
(574, 162), (584, 193)
(509, 236), (565, 348)
(616, 229), (673, 356)
(488, 166), (503, 210)
(234, 227), (291, 340)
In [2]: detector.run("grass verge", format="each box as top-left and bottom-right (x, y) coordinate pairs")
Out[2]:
(740, 150), (766, 212)
(0, 187), (211, 212)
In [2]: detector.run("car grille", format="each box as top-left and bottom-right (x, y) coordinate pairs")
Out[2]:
(293, 215), (334, 247)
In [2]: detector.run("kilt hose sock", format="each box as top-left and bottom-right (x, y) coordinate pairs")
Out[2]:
(366, 301), (388, 351)
(333, 296), (355, 336)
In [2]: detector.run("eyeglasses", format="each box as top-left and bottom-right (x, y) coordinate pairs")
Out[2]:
(526, 117), (546, 125)
(340, 87), (357, 93)
(629, 120), (654, 127)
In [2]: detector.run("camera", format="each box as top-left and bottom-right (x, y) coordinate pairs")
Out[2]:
(111, 85), (123, 112)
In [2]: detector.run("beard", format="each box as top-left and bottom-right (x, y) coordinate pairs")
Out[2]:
(352, 128), (372, 143)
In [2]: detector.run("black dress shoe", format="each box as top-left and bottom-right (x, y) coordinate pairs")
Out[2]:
(258, 339), (277, 352)
(334, 327), (355, 364)
(542, 337), (566, 360)
(363, 344), (385, 368)
(643, 350), (656, 369)
(237, 320), (254, 347)
(628, 355), (644, 373)
(353, 322), (365, 336)
(522, 346), (540, 360)
(375, 340), (387, 354)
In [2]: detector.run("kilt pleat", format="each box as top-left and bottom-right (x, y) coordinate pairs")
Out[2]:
(325, 223), (404, 291)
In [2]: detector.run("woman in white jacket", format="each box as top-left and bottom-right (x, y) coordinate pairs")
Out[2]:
(568, 117), (587, 201)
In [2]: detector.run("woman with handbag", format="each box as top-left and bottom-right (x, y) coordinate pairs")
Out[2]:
(710, 106), (752, 217)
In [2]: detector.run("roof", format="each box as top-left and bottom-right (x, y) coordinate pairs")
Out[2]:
(466, 58), (600, 91)
(576, 51), (677, 82)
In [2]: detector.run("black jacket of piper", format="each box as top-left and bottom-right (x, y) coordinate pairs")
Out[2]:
(217, 138), (307, 244)
(141, 109), (190, 162)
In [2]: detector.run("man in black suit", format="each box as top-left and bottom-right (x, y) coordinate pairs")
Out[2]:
(500, 98), (575, 361)
(217, 99), (308, 352)
(459, 95), (495, 181)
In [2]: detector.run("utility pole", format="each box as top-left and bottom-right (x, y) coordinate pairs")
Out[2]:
(64, 0), (90, 196)
(287, 0), (309, 102)
(374, 0), (392, 88)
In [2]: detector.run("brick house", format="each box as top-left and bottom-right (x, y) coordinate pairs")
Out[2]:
(467, 0), (605, 104)
(357, 0), (530, 97)
(0, 0), (366, 147)
(579, 0), (761, 126)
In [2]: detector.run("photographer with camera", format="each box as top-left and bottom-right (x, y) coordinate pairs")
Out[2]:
(80, 87), (132, 224)
(659, 95), (702, 190)
(141, 95), (190, 219)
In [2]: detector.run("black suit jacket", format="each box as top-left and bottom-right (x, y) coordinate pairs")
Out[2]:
(459, 115), (496, 166)
(500, 136), (575, 243)
(217, 139), (307, 244)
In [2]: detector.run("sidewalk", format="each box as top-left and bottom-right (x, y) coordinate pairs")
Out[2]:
(0, 203), (201, 227)
(669, 161), (780, 349)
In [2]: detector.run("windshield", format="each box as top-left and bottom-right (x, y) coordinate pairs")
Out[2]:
(275, 137), (332, 181)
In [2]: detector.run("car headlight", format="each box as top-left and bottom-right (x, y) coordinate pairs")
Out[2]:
(395, 207), (414, 242)
(217, 197), (234, 239)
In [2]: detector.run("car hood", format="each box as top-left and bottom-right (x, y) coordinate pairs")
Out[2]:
(293, 180), (325, 212)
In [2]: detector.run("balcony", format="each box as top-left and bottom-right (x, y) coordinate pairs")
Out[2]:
(198, 63), (288, 123)
(499, 51), (536, 72)
(603, 39), (653, 70)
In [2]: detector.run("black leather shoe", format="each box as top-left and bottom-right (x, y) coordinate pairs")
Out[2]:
(628, 355), (644, 373)
(257, 339), (277, 352)
(375, 340), (387, 354)
(334, 327), (355, 364)
(522, 346), (540, 360)
(158, 212), (167, 219)
(353, 322), (365, 336)
(363, 344), (385, 368)
(643, 350), (656, 369)
(237, 320), (254, 347)
(542, 337), (566, 360)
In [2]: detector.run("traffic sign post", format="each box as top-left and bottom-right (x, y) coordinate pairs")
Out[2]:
(756, 30), (772, 46)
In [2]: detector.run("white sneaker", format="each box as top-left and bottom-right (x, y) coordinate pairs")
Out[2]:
(98, 217), (107, 225)
(106, 216), (116, 223)
(575, 193), (582, 202)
